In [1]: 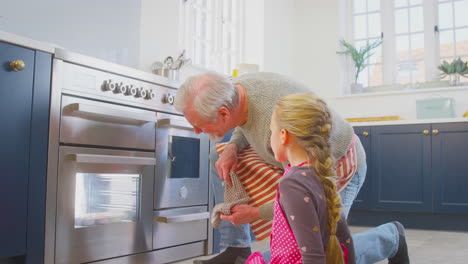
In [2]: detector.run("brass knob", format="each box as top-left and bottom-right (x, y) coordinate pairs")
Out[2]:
(363, 131), (369, 137)
(432, 129), (439, 135)
(10, 60), (26, 71)
(423, 130), (429, 135)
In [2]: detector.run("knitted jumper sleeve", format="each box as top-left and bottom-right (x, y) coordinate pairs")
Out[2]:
(229, 127), (250, 153)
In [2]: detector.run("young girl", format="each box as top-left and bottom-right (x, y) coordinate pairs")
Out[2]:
(245, 93), (355, 264)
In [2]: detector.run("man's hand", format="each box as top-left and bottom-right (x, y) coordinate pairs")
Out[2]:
(220, 204), (261, 225)
(215, 143), (239, 186)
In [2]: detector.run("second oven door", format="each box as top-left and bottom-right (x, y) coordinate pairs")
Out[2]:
(154, 114), (209, 209)
(55, 146), (155, 264)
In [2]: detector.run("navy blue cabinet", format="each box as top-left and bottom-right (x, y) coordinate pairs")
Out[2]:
(432, 122), (468, 214)
(352, 126), (372, 209)
(352, 122), (468, 216)
(0, 41), (51, 262)
(370, 124), (433, 212)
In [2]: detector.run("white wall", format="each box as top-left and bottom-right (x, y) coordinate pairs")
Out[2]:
(0, 0), (141, 68)
(139, 0), (182, 72)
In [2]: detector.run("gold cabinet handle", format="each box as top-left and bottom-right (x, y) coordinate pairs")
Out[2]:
(363, 131), (369, 137)
(432, 129), (439, 135)
(423, 130), (429, 135)
(10, 60), (26, 71)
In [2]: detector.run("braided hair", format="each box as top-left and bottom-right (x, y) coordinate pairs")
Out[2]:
(275, 93), (344, 264)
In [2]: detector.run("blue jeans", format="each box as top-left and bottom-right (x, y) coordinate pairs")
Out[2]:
(211, 147), (398, 263)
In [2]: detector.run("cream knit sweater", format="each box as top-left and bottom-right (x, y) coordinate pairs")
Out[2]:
(229, 72), (366, 220)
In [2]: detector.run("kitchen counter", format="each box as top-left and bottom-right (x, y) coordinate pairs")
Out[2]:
(351, 117), (468, 126)
(0, 30), (56, 53)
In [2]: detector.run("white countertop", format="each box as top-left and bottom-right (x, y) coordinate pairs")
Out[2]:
(351, 117), (468, 126)
(0, 30), (57, 53)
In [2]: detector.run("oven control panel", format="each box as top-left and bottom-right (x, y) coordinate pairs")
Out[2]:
(61, 61), (179, 114)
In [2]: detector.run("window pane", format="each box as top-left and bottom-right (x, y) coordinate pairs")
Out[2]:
(368, 13), (381, 37)
(413, 60), (425, 83)
(455, 0), (468, 27)
(354, 15), (367, 39)
(438, 2), (453, 29)
(411, 33), (425, 60)
(396, 61), (413, 84)
(395, 9), (409, 34)
(395, 0), (408, 8)
(354, 0), (367, 13)
(368, 64), (383, 86)
(455, 28), (468, 54)
(396, 35), (410, 61)
(410, 7), (424, 32)
(368, 0), (380, 12)
(369, 45), (382, 64)
(440, 30), (456, 57)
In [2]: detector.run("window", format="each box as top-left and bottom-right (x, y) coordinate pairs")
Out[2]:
(181, 0), (244, 75)
(344, 0), (468, 93)
(437, 0), (468, 83)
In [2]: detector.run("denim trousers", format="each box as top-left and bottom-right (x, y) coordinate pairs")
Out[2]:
(210, 145), (399, 263)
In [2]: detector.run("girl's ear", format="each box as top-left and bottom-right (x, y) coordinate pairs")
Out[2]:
(280, 129), (288, 145)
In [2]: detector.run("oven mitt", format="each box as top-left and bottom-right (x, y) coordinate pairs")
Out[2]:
(211, 170), (250, 228)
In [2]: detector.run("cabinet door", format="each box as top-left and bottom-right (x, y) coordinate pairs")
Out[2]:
(352, 126), (372, 209)
(371, 125), (432, 212)
(0, 41), (35, 258)
(432, 122), (468, 214)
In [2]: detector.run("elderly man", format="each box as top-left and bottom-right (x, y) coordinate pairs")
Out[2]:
(174, 72), (409, 264)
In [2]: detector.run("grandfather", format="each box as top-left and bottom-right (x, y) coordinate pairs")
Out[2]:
(174, 72), (409, 264)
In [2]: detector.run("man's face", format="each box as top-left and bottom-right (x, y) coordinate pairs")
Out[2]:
(184, 105), (228, 142)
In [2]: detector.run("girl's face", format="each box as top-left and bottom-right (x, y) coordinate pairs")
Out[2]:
(270, 110), (288, 162)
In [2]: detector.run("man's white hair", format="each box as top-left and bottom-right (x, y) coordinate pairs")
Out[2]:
(174, 72), (239, 122)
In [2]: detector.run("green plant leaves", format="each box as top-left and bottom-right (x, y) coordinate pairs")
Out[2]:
(337, 39), (382, 83)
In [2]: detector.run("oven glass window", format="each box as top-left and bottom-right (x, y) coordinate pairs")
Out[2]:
(74, 173), (140, 228)
(169, 135), (200, 178)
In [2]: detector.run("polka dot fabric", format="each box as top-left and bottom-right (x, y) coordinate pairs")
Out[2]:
(246, 191), (302, 264)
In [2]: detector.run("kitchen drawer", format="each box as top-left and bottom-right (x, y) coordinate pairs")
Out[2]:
(60, 95), (157, 150)
(153, 206), (209, 249)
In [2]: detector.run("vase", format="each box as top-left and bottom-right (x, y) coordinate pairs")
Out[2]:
(351, 83), (364, 93)
(449, 74), (461, 86)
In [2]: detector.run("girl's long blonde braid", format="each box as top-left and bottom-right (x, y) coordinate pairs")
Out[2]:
(275, 93), (344, 264)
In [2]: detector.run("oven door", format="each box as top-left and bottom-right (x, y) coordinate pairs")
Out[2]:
(154, 114), (209, 209)
(55, 146), (155, 264)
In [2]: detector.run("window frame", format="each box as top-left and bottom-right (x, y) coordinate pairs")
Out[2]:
(342, 0), (467, 94)
(180, 0), (244, 75)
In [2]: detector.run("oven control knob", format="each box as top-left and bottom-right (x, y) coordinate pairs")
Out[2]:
(164, 94), (175, 105)
(104, 80), (117, 92)
(146, 90), (156, 100)
(118, 84), (127, 94)
(136, 88), (147, 98)
(126, 86), (137, 96)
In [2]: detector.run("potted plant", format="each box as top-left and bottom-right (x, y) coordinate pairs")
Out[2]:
(438, 58), (468, 86)
(337, 39), (382, 93)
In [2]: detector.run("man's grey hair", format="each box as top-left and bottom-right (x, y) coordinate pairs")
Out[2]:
(174, 72), (239, 122)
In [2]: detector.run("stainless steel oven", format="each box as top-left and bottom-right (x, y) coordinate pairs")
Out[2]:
(56, 146), (155, 264)
(45, 49), (211, 264)
(154, 113), (209, 209)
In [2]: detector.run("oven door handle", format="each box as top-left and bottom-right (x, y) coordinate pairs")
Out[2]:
(67, 103), (158, 124)
(72, 153), (156, 166)
(158, 118), (193, 130)
(155, 212), (209, 224)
